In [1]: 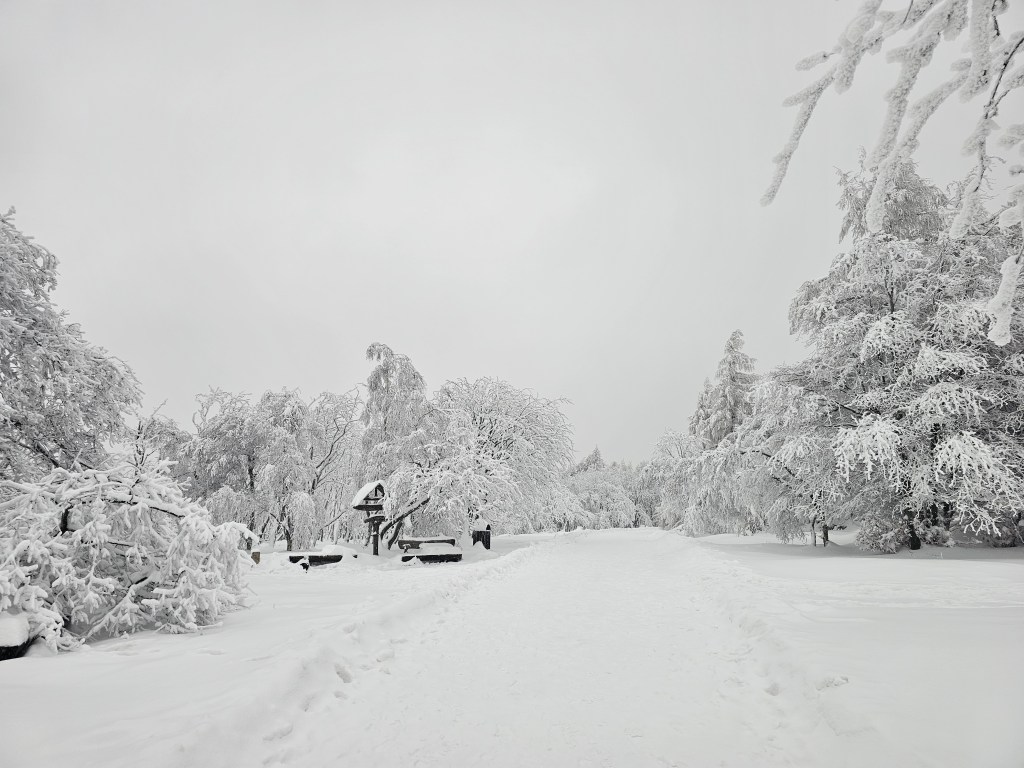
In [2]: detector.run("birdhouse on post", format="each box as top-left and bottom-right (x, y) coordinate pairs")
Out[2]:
(352, 481), (387, 555)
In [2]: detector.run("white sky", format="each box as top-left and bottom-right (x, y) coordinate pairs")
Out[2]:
(1, 1), (1018, 462)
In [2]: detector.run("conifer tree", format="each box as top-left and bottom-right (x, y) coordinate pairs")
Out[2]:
(571, 446), (605, 476)
(707, 330), (757, 447)
(734, 164), (1024, 549)
(688, 379), (715, 449)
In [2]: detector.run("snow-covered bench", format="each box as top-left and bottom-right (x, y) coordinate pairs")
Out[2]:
(397, 537), (463, 563)
(397, 536), (456, 550)
(287, 545), (361, 570)
(0, 610), (32, 661)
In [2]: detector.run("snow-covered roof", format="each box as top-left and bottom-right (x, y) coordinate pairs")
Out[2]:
(351, 480), (385, 508)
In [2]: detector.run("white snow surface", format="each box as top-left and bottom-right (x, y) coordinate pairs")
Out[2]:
(315, 543), (359, 557)
(0, 610), (29, 647)
(1, 528), (1022, 767)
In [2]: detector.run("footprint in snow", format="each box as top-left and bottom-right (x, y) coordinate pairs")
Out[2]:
(816, 674), (850, 690)
(263, 722), (293, 742)
(334, 663), (353, 683)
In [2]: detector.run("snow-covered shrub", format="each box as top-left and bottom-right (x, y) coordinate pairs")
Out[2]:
(0, 459), (253, 651)
(679, 496), (731, 537)
(978, 518), (1023, 548)
(919, 524), (953, 548)
(855, 513), (910, 554)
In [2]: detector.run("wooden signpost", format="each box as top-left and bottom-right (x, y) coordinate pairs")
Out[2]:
(351, 480), (387, 555)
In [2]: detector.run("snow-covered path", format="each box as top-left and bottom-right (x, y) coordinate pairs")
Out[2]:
(3, 528), (1022, 768)
(243, 529), (830, 767)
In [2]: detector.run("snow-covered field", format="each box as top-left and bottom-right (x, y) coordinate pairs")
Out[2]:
(1, 529), (1022, 768)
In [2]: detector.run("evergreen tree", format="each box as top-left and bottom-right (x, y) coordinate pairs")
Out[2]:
(571, 446), (605, 476)
(732, 165), (1024, 549)
(707, 330), (757, 447)
(687, 379), (715, 449)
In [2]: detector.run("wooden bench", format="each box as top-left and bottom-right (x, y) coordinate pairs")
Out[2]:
(397, 537), (463, 564)
(396, 537), (457, 551)
(287, 553), (359, 570)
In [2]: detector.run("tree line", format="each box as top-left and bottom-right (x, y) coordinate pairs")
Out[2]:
(0, 220), (654, 647)
(651, 164), (1024, 551)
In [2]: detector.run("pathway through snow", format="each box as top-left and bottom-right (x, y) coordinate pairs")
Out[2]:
(244, 529), (837, 767)
(6, 528), (1019, 767)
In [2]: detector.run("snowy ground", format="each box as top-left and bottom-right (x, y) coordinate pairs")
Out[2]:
(1, 528), (1022, 767)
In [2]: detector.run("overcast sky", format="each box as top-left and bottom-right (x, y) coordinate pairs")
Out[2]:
(0, 1), (1016, 462)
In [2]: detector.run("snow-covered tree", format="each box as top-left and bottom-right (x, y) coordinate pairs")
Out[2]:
(385, 377), (575, 537)
(765, 2), (1024, 344)
(0, 210), (140, 479)
(649, 430), (701, 528)
(621, 461), (661, 526)
(688, 333), (757, 450)
(304, 391), (365, 542)
(181, 388), (362, 550)
(571, 446), (606, 475)
(181, 389), (266, 535)
(736, 165), (1024, 548)
(566, 456), (657, 530)
(542, 482), (594, 532)
(360, 343), (429, 483)
(566, 468), (637, 529)
(0, 433), (252, 651)
(658, 332), (759, 536)
(687, 379), (716, 449)
(707, 330), (757, 447)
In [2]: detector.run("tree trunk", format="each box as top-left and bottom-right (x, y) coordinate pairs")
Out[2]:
(282, 509), (294, 551)
(905, 511), (921, 551)
(387, 518), (405, 550)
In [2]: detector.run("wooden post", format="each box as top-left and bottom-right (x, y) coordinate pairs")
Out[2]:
(370, 517), (381, 556)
